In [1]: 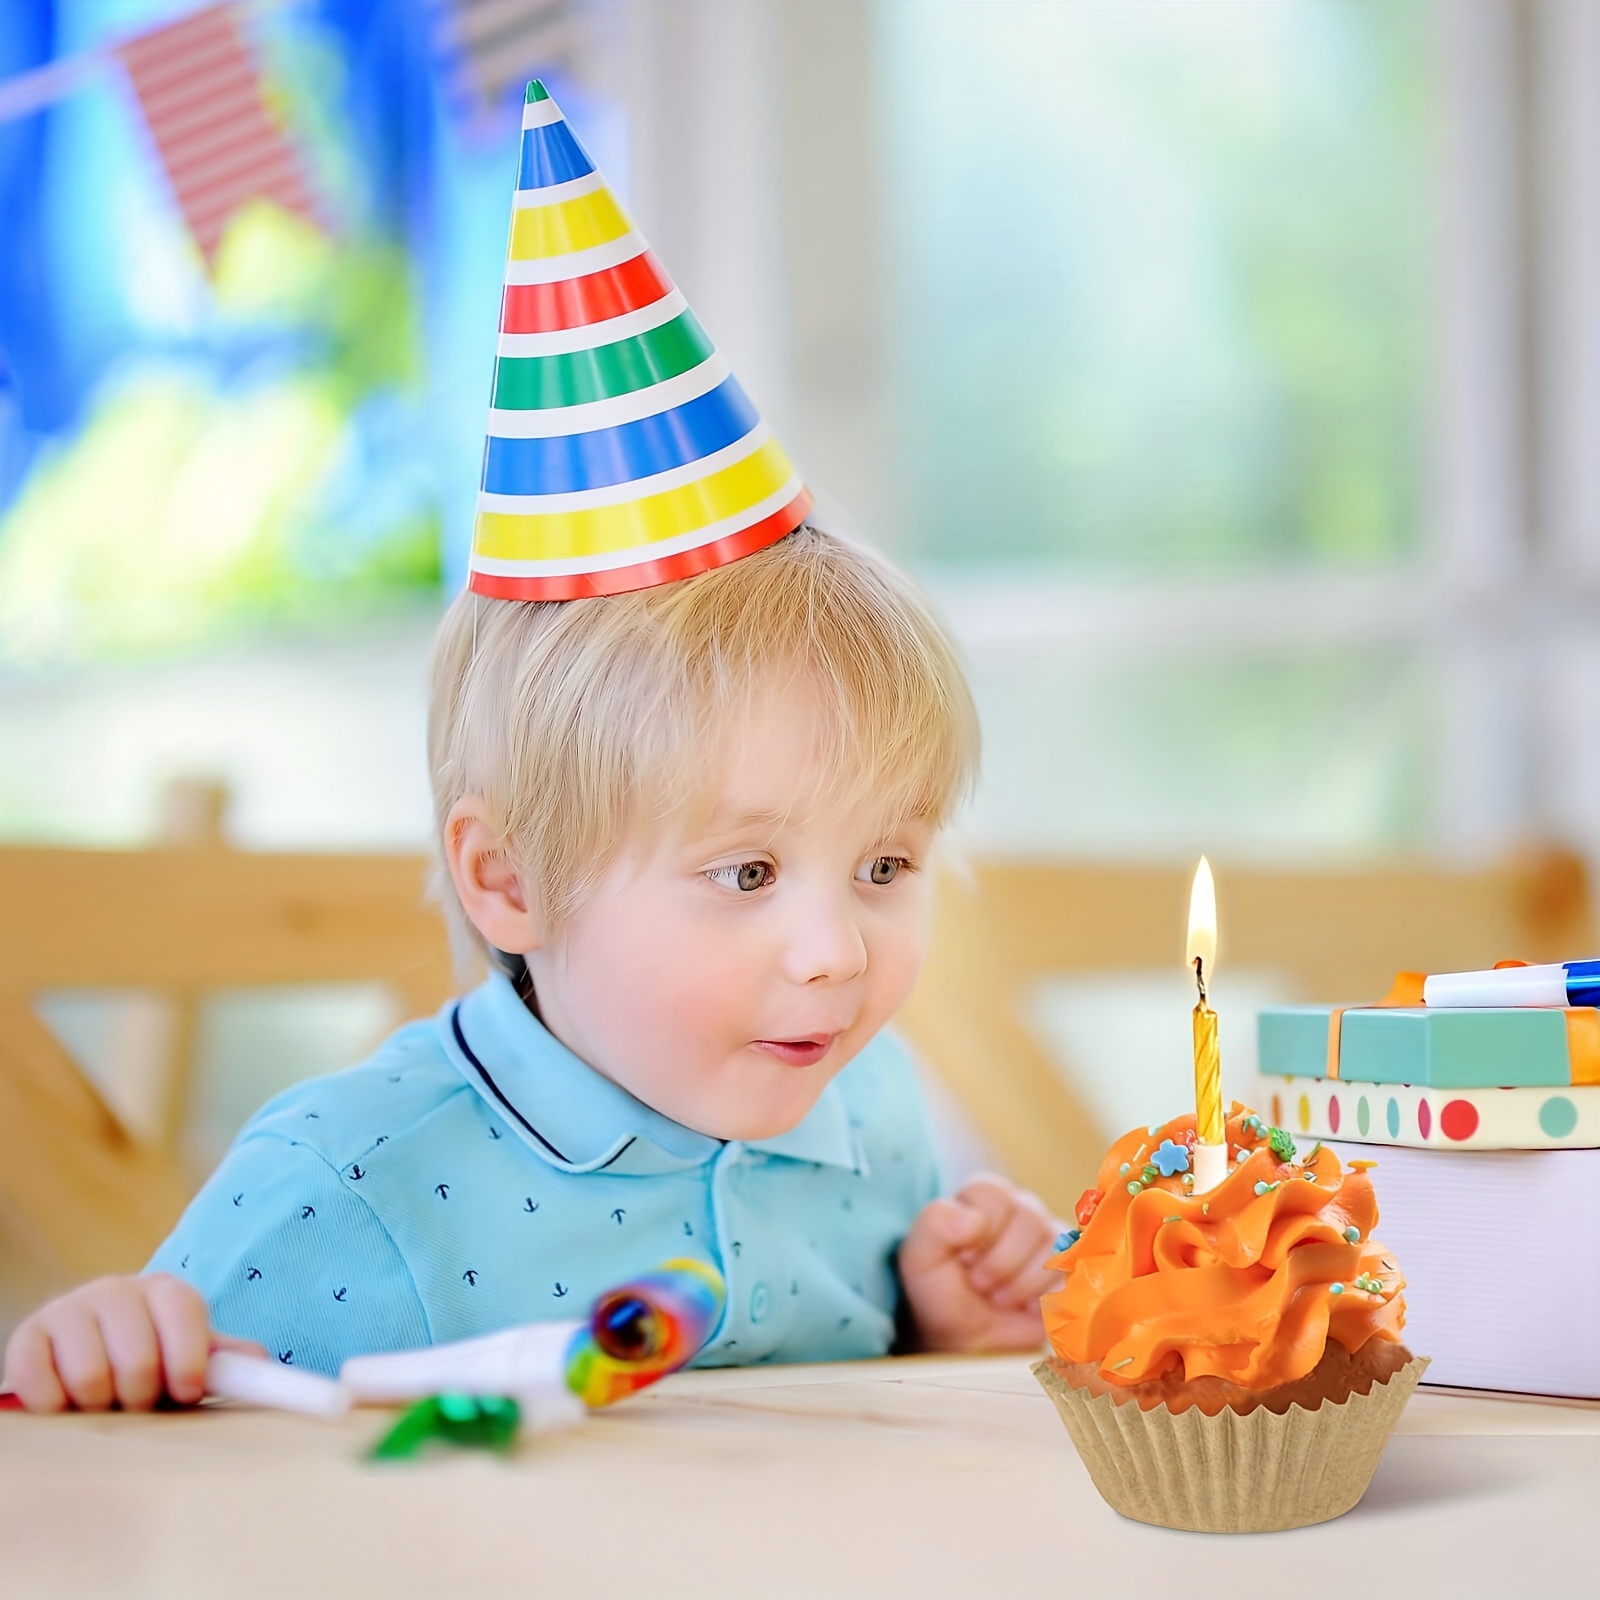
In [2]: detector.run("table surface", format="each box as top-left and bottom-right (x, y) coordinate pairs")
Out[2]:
(3, 1358), (1597, 1599)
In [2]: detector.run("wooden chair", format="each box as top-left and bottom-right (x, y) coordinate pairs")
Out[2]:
(0, 785), (456, 1324)
(895, 847), (1598, 1219)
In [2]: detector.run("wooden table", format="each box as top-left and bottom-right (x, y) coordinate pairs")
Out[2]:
(2, 1357), (1597, 1598)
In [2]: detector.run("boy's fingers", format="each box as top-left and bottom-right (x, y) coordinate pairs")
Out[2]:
(145, 1275), (213, 1405)
(41, 1311), (115, 1411)
(2, 1323), (68, 1413)
(95, 1285), (164, 1412)
(946, 1177), (1018, 1262)
(899, 1197), (985, 1278)
(966, 1203), (1050, 1292)
(993, 1263), (1065, 1310)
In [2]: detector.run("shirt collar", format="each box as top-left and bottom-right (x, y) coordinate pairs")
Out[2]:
(439, 974), (862, 1177)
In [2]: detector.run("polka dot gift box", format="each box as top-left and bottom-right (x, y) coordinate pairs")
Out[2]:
(1256, 980), (1600, 1150)
(468, 81), (812, 601)
(1259, 1076), (1600, 1151)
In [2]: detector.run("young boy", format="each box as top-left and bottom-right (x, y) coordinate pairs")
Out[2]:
(2, 85), (1060, 1412)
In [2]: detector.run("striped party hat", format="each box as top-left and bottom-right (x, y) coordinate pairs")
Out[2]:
(468, 82), (813, 600)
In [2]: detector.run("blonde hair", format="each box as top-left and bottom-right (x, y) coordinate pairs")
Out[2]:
(427, 524), (979, 959)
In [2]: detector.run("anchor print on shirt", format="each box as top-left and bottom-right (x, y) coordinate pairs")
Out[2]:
(333, 1287), (348, 1302)
(488, 1126), (502, 1141)
(435, 1183), (450, 1200)
(232, 1194), (243, 1207)
(246, 1267), (262, 1282)
(462, 1270), (479, 1287)
(348, 1164), (365, 1180)
(552, 1282), (570, 1298)
(610, 1208), (626, 1225)
(523, 1198), (539, 1214)
(300, 1205), (315, 1220)
(278, 1350), (293, 1365)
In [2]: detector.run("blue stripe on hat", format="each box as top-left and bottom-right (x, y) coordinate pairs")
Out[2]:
(481, 375), (761, 496)
(518, 121), (596, 191)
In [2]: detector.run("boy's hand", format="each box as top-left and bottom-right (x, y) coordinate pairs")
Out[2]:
(1, 1274), (266, 1413)
(899, 1176), (1062, 1352)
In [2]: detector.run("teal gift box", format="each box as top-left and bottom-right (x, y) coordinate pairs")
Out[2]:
(1257, 1004), (1588, 1088)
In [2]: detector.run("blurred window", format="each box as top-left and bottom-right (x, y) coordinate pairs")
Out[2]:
(879, 0), (1438, 572)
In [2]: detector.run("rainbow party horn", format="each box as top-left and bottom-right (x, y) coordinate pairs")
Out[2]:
(340, 1259), (725, 1411)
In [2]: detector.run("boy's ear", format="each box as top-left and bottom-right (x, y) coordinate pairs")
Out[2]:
(443, 797), (545, 954)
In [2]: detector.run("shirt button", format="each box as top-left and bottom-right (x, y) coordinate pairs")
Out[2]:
(749, 1284), (769, 1323)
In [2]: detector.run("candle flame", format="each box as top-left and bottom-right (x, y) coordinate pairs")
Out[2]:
(1186, 856), (1217, 978)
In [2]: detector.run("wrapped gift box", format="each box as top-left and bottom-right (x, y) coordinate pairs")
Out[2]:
(1323, 1141), (1600, 1398)
(1256, 1074), (1600, 1149)
(1257, 1003), (1600, 1088)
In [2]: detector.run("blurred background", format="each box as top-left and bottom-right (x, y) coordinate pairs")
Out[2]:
(4, 0), (1600, 1198)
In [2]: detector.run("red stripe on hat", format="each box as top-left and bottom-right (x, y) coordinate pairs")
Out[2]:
(469, 489), (813, 601)
(500, 251), (674, 335)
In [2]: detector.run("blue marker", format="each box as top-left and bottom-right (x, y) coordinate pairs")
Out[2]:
(1422, 959), (1600, 1008)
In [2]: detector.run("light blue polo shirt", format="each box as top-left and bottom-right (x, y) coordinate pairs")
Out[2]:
(147, 974), (941, 1377)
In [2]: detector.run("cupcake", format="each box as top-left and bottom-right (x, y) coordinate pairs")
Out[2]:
(1034, 1105), (1428, 1533)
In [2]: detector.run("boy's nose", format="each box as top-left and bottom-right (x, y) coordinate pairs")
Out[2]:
(782, 894), (868, 986)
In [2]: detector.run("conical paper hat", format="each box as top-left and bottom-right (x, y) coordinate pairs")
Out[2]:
(468, 82), (813, 600)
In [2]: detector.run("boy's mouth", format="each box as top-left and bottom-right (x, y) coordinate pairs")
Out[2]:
(751, 1033), (840, 1068)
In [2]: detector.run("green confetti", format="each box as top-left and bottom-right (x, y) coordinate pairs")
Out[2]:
(369, 1394), (522, 1461)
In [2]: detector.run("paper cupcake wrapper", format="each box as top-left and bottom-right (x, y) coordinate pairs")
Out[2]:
(1033, 1354), (1429, 1534)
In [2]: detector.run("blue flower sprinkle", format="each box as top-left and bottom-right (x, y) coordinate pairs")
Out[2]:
(1152, 1138), (1191, 1177)
(1343, 1226), (1361, 1243)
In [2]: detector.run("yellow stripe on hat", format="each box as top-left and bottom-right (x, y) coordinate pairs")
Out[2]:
(509, 186), (632, 261)
(475, 435), (797, 561)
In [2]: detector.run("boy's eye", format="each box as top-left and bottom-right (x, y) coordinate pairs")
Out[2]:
(860, 856), (904, 886)
(708, 860), (774, 892)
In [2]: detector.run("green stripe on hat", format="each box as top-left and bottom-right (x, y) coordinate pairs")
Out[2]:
(526, 81), (550, 103)
(492, 311), (717, 410)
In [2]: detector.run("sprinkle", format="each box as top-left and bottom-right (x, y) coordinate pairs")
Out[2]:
(1153, 1138), (1192, 1177)
(1235, 1149), (1251, 1163)
(1164, 1215), (1181, 1224)
(1119, 1163), (1130, 1176)
(1253, 1180), (1277, 1196)
(1348, 1159), (1377, 1172)
(1302, 1171), (1319, 1183)
(1141, 1165), (1160, 1186)
(1330, 1283), (1345, 1295)
(1111, 1357), (1134, 1370)
(1202, 1202), (1210, 1214)
(1307, 1142), (1324, 1163)
(1127, 1181), (1144, 1195)
(1054, 1230), (1081, 1252)
(1147, 1124), (1161, 1136)
(1343, 1226), (1360, 1244)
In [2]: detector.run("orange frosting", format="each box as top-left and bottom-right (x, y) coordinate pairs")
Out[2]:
(1042, 1104), (1407, 1390)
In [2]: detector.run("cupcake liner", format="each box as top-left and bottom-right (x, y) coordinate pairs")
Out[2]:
(1033, 1354), (1429, 1533)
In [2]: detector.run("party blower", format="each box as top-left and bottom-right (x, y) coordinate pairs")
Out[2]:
(203, 1259), (726, 1447)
